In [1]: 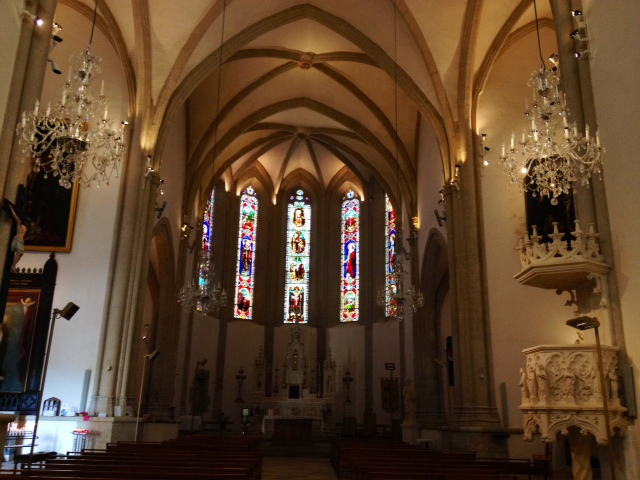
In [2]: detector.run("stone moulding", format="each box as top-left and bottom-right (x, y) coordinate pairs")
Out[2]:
(519, 344), (629, 445)
(514, 220), (610, 304)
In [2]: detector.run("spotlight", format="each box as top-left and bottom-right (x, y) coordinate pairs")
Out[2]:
(569, 29), (580, 40)
(52, 34), (63, 43)
(55, 302), (80, 320)
(155, 200), (167, 219)
(21, 10), (44, 26)
(484, 146), (490, 152)
(49, 58), (61, 75)
(575, 50), (590, 60)
(572, 10), (582, 16)
(548, 53), (559, 66)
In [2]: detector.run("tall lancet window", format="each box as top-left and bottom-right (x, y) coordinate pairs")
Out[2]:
(234, 186), (258, 319)
(199, 189), (215, 288)
(385, 194), (398, 317)
(341, 190), (360, 322)
(284, 189), (311, 323)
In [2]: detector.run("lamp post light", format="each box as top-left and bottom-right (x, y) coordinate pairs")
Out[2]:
(134, 349), (159, 442)
(235, 367), (246, 403)
(566, 316), (616, 480)
(29, 303), (79, 467)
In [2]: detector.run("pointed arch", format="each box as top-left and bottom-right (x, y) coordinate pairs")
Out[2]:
(414, 228), (449, 426)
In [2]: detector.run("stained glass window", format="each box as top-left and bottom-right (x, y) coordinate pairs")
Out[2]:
(202, 189), (214, 252)
(199, 188), (215, 289)
(284, 189), (311, 323)
(385, 194), (398, 317)
(341, 190), (359, 322)
(234, 187), (258, 319)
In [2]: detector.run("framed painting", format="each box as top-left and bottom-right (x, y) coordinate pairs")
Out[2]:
(19, 162), (80, 252)
(0, 255), (57, 414)
(1, 289), (42, 392)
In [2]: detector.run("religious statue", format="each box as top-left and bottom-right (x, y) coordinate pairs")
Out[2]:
(519, 367), (529, 401)
(608, 368), (619, 401)
(403, 378), (416, 421)
(526, 363), (538, 401)
(536, 361), (547, 401)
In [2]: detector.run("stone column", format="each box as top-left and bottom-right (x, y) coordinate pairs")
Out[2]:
(119, 172), (162, 408)
(89, 139), (146, 416)
(550, 0), (627, 358)
(443, 174), (501, 429)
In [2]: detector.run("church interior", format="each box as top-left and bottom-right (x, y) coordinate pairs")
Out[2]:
(1, 0), (639, 478)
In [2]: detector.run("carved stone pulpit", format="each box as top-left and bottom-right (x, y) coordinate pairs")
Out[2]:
(519, 344), (629, 479)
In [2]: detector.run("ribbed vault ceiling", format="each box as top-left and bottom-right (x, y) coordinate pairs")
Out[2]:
(63, 0), (552, 212)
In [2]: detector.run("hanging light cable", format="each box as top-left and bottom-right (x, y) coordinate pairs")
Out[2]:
(498, 0), (604, 205)
(15, 0), (128, 189)
(178, 0), (228, 316)
(376, 1), (423, 321)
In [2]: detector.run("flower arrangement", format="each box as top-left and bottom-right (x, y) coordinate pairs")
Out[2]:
(72, 428), (89, 435)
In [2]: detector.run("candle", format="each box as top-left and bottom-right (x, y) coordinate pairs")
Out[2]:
(501, 143), (505, 157)
(510, 133), (515, 149)
(101, 80), (104, 96)
(34, 99), (39, 115)
(585, 124), (589, 140)
(46, 102), (51, 117)
(103, 106), (108, 120)
(521, 130), (526, 143)
(596, 131), (601, 147)
(21, 112), (26, 127)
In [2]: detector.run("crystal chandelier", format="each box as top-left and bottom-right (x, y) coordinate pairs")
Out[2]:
(498, 1), (604, 205)
(15, 0), (127, 189)
(377, 232), (424, 321)
(178, 249), (228, 316)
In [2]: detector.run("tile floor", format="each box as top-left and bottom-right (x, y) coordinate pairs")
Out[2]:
(263, 456), (337, 480)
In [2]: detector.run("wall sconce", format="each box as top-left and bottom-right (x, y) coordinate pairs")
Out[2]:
(21, 10), (44, 26)
(411, 216), (420, 231)
(479, 133), (490, 167)
(181, 223), (193, 240)
(144, 155), (155, 177)
(155, 201), (166, 219)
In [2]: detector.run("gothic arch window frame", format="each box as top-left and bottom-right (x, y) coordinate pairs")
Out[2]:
(384, 193), (398, 318)
(284, 188), (312, 324)
(234, 185), (259, 319)
(340, 189), (360, 322)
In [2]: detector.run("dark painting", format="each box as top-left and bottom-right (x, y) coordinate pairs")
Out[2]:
(0, 289), (41, 392)
(19, 166), (79, 252)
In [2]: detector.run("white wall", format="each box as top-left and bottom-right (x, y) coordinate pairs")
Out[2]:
(17, 3), (129, 412)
